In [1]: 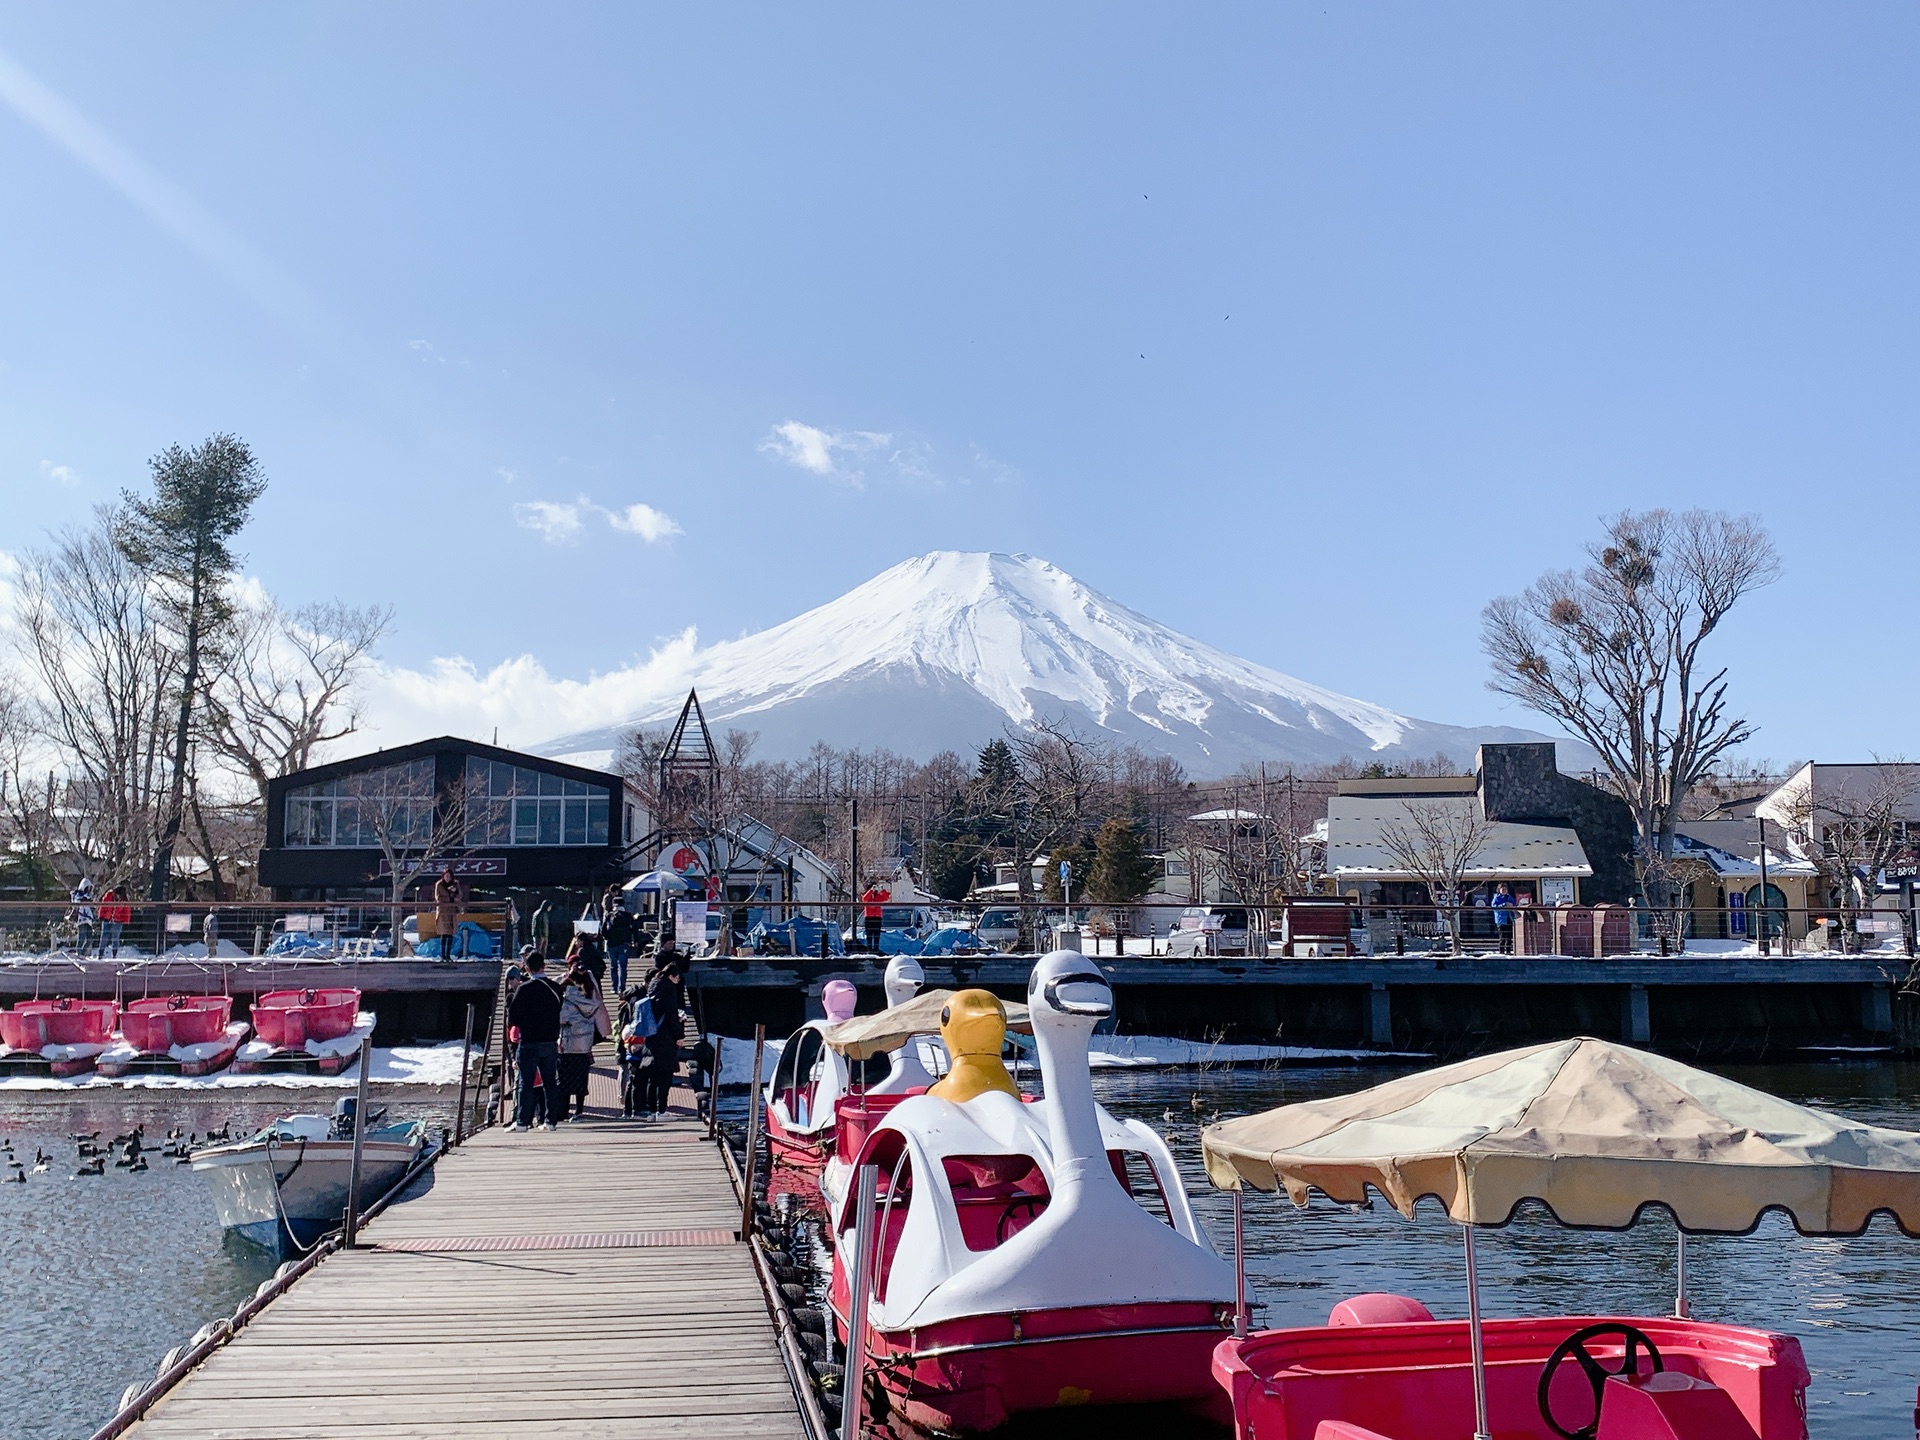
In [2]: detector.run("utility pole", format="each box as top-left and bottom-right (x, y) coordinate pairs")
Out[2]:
(850, 794), (860, 896)
(1756, 814), (1771, 956)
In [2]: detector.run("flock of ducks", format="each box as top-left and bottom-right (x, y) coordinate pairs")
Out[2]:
(0, 1123), (234, 1181)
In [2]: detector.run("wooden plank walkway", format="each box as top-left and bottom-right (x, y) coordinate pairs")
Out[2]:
(130, 1054), (807, 1440)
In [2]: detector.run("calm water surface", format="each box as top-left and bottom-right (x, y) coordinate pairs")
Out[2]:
(0, 1091), (457, 1440)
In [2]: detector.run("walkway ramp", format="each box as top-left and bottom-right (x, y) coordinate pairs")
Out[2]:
(131, 1071), (804, 1439)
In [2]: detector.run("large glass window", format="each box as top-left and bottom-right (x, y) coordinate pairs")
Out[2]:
(282, 759), (437, 848)
(464, 759), (609, 847)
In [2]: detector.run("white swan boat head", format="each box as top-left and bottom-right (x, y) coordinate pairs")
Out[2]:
(837, 951), (1236, 1333)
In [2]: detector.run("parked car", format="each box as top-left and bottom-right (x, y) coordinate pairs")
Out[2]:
(972, 907), (1023, 951)
(1166, 905), (1252, 958)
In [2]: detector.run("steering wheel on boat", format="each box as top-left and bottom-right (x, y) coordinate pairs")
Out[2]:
(996, 1197), (1046, 1243)
(1537, 1322), (1664, 1440)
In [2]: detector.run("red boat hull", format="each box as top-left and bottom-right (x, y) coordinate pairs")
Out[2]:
(837, 1299), (1232, 1434)
(121, 996), (234, 1054)
(765, 1102), (832, 1169)
(250, 988), (359, 1048)
(0, 999), (117, 1050)
(1212, 1314), (1813, 1440)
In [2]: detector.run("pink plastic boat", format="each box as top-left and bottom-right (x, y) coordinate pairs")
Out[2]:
(250, 989), (360, 1048)
(0, 997), (118, 1051)
(1212, 1302), (1812, 1440)
(120, 995), (234, 1053)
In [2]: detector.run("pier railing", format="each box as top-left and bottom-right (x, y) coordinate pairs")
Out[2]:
(0, 895), (1908, 965)
(0, 899), (510, 963)
(604, 897), (1920, 961)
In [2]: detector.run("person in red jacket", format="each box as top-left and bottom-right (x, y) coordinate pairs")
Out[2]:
(97, 888), (131, 958)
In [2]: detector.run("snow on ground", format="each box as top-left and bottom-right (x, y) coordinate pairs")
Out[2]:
(708, 1031), (1417, 1088)
(0, 1042), (471, 1091)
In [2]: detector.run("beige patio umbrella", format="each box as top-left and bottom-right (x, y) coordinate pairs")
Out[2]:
(822, 988), (1032, 1061)
(1201, 1037), (1920, 1440)
(1203, 1035), (1920, 1233)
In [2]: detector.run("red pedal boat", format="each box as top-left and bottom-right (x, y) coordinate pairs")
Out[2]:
(828, 953), (1236, 1434)
(1201, 1037), (1920, 1440)
(233, 988), (366, 1074)
(99, 995), (248, 1077)
(763, 979), (861, 1168)
(0, 998), (119, 1075)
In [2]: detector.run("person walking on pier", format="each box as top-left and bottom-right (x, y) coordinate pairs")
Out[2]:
(604, 897), (635, 994)
(557, 964), (603, 1122)
(508, 950), (565, 1131)
(530, 899), (553, 958)
(641, 955), (685, 1116)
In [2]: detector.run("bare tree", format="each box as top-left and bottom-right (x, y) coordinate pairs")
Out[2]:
(200, 598), (392, 804)
(1375, 800), (1496, 950)
(337, 761), (501, 955)
(14, 511), (179, 889)
(1779, 762), (1920, 954)
(1482, 509), (1780, 908)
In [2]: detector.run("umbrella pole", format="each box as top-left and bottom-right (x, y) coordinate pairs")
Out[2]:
(1233, 1184), (1249, 1338)
(1674, 1227), (1690, 1319)
(1463, 1224), (1491, 1440)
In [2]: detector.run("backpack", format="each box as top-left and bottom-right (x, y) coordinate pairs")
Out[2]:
(627, 996), (659, 1042)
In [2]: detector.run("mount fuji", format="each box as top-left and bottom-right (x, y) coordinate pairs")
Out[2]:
(538, 551), (1566, 775)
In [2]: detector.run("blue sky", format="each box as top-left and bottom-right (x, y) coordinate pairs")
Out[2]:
(3, 5), (1916, 763)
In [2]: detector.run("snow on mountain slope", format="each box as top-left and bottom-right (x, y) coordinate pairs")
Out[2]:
(537, 551), (1567, 775)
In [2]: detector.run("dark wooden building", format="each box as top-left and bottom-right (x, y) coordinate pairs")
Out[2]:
(259, 736), (645, 901)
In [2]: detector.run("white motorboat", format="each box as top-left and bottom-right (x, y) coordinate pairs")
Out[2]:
(193, 1099), (428, 1256)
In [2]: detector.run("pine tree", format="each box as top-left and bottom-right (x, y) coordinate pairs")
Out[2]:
(1086, 815), (1157, 904)
(116, 434), (268, 901)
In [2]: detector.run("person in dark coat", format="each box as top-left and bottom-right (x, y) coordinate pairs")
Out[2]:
(641, 955), (686, 1116)
(506, 950), (565, 1130)
(604, 898), (635, 994)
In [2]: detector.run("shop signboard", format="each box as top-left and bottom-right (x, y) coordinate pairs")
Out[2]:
(674, 900), (709, 948)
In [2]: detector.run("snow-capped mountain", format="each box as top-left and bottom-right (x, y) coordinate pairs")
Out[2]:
(537, 551), (1565, 776)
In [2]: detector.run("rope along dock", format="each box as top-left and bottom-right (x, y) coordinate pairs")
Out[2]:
(125, 1061), (809, 1440)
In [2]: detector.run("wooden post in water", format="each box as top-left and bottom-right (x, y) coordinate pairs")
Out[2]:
(453, 1003), (476, 1146)
(740, 1024), (765, 1240)
(843, 1163), (879, 1440)
(342, 1036), (372, 1247)
(706, 1036), (723, 1140)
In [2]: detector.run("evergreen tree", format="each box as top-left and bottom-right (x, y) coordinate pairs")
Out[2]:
(116, 434), (268, 901)
(1041, 837), (1094, 902)
(1086, 815), (1157, 904)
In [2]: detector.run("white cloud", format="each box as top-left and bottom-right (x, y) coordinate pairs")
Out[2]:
(514, 495), (682, 546)
(40, 461), (78, 487)
(513, 499), (585, 544)
(355, 627), (703, 752)
(759, 420), (892, 487)
(608, 503), (683, 542)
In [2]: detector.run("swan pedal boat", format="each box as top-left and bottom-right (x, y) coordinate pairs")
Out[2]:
(828, 953), (1237, 1434)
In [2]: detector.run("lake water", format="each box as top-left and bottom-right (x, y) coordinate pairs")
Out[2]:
(0, 1091), (458, 1440)
(10, 1061), (1919, 1439)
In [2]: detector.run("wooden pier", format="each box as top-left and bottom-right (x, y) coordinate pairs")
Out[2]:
(126, 1061), (809, 1440)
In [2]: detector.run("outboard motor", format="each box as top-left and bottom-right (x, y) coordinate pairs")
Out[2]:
(329, 1095), (387, 1139)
